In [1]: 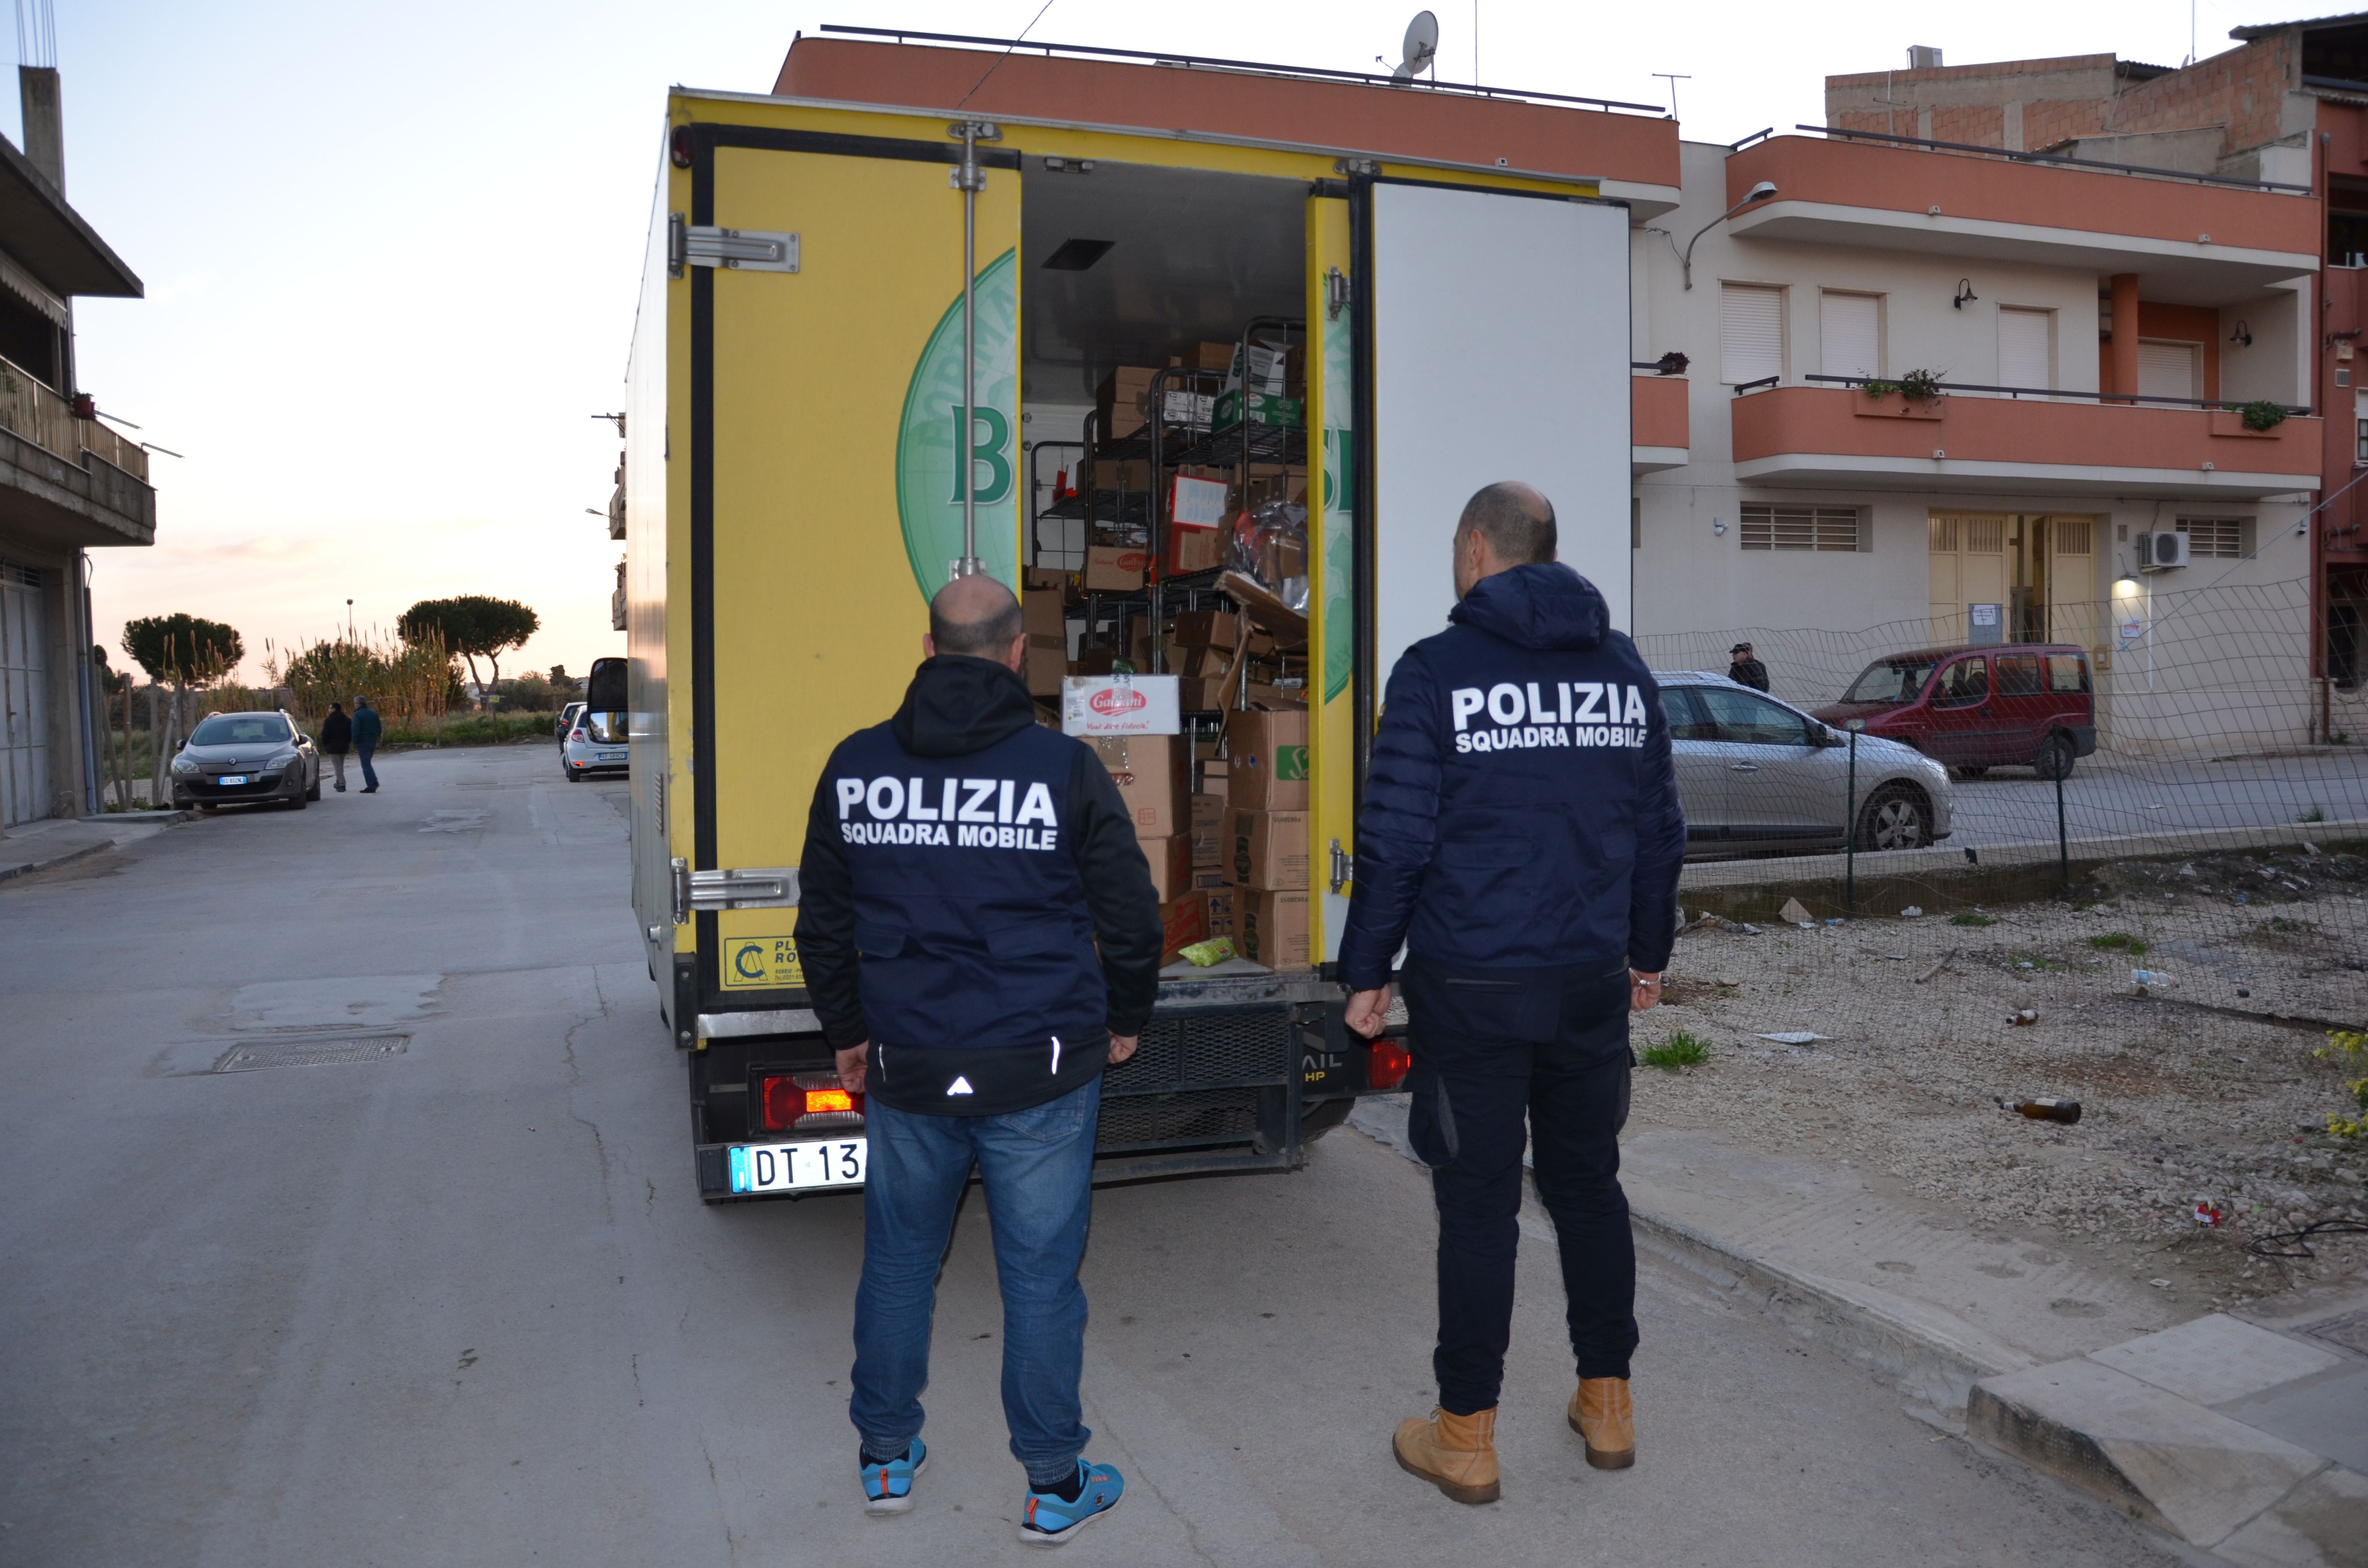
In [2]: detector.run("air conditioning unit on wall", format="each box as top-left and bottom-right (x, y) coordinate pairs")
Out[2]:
(2136, 530), (2190, 571)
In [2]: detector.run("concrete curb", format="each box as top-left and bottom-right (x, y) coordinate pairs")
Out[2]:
(0, 840), (110, 884)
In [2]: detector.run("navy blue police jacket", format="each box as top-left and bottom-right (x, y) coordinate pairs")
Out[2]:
(1336, 562), (1688, 992)
(795, 653), (1163, 1115)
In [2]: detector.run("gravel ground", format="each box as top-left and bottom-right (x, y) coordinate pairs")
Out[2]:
(1636, 845), (2368, 1312)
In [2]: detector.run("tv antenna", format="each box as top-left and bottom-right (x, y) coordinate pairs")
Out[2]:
(1391, 11), (1438, 84)
(1652, 73), (1690, 120)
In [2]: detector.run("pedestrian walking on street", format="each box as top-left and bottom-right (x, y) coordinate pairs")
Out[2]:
(1728, 641), (1770, 692)
(795, 573), (1162, 1547)
(319, 702), (352, 792)
(350, 696), (382, 794)
(1342, 482), (1687, 1504)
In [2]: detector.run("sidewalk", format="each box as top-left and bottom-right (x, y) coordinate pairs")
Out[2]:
(0, 810), (187, 883)
(1348, 1098), (2368, 1563)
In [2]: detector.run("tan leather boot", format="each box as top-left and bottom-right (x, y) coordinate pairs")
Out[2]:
(1393, 1406), (1501, 1504)
(1568, 1378), (1635, 1470)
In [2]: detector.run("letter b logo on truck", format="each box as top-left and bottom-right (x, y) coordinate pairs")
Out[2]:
(896, 249), (1019, 599)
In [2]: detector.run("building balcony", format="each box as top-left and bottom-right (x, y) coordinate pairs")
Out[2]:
(0, 354), (153, 549)
(1632, 371), (1688, 475)
(1726, 134), (2318, 305)
(1730, 381), (2320, 498)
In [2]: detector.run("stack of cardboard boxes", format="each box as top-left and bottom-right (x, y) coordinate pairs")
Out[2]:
(1091, 731), (1206, 965)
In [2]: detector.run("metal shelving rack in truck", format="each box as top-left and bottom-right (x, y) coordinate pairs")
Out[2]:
(622, 30), (1655, 1201)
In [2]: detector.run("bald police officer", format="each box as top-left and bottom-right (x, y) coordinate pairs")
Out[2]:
(795, 574), (1162, 1546)
(1342, 482), (1687, 1504)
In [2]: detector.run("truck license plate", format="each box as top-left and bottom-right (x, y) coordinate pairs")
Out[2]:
(728, 1137), (866, 1193)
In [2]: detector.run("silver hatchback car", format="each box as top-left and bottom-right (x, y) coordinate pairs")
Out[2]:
(169, 710), (322, 811)
(1653, 672), (1953, 858)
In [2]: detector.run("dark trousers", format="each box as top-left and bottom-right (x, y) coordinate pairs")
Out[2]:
(355, 740), (378, 790)
(1401, 958), (1637, 1416)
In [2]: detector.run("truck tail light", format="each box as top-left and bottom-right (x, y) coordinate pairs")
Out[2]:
(756, 1071), (864, 1132)
(1367, 1039), (1412, 1091)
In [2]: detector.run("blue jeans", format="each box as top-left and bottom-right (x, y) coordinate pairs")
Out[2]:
(354, 740), (378, 789)
(851, 1078), (1100, 1487)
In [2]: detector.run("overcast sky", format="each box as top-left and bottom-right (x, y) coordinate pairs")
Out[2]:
(52, 0), (2258, 683)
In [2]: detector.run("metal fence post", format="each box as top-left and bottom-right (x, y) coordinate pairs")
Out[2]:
(1844, 721), (1862, 916)
(2056, 736), (2069, 892)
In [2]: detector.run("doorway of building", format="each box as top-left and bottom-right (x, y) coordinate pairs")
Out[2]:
(1929, 511), (2097, 649)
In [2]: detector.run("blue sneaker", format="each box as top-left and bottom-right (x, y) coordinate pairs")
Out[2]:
(860, 1439), (926, 1515)
(1018, 1459), (1124, 1547)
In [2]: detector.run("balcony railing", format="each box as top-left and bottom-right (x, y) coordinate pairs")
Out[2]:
(1799, 123), (2314, 196)
(1787, 373), (2313, 417)
(0, 355), (148, 482)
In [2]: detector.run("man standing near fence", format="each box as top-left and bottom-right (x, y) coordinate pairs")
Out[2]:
(1728, 642), (1769, 692)
(1342, 481), (1688, 1505)
(350, 696), (381, 795)
(319, 702), (352, 793)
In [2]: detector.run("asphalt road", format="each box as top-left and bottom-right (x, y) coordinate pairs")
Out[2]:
(1948, 751), (2368, 847)
(0, 745), (2188, 1567)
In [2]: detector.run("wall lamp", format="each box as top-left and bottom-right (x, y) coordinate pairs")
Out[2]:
(1680, 181), (1777, 289)
(1952, 278), (1978, 310)
(2112, 572), (2143, 599)
(2229, 319), (2253, 346)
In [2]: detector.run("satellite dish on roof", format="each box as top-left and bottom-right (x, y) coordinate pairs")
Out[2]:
(1392, 10), (1438, 83)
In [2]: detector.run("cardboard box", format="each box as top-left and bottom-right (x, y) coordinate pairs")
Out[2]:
(1237, 889), (1311, 970)
(1093, 734), (1186, 838)
(1232, 343), (1306, 396)
(1223, 707), (1310, 809)
(1212, 389), (1303, 433)
(1096, 367), (1157, 439)
(1181, 341), (1237, 371)
(1158, 891), (1209, 966)
(1169, 474), (1229, 529)
(1200, 884), (1238, 940)
(1189, 793), (1226, 866)
(1092, 458), (1152, 492)
(1171, 609), (1241, 647)
(1023, 588), (1068, 641)
(1139, 833), (1195, 903)
(1024, 566), (1072, 591)
(1223, 807), (1310, 890)
(1083, 544), (1147, 592)
(1157, 389), (1215, 427)
(1062, 673), (1181, 736)
(1024, 641), (1065, 698)
(1166, 526), (1225, 576)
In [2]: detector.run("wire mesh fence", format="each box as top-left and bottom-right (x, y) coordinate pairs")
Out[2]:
(1624, 575), (2368, 1309)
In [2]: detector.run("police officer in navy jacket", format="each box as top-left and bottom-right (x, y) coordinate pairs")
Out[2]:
(796, 573), (1159, 1544)
(1342, 483), (1687, 1505)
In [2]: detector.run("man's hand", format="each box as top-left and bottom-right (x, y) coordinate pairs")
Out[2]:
(1344, 987), (1391, 1039)
(1108, 1034), (1138, 1064)
(836, 1042), (869, 1095)
(1629, 971), (1663, 1014)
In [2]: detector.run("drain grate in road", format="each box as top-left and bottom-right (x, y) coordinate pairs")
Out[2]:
(211, 1034), (410, 1072)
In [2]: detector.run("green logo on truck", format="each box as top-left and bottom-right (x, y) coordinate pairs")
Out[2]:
(895, 248), (1020, 599)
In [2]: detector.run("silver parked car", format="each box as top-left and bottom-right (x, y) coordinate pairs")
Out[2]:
(1653, 672), (1952, 857)
(555, 701), (584, 746)
(170, 710), (322, 811)
(561, 709), (627, 782)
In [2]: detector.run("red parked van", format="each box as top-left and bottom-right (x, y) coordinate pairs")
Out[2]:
(1814, 644), (2096, 779)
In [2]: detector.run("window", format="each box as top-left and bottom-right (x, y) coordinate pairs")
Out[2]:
(1820, 291), (1881, 380)
(1693, 686), (1812, 746)
(1997, 307), (2052, 391)
(1721, 283), (1784, 385)
(188, 714), (293, 746)
(2137, 340), (2202, 400)
(1994, 654), (2044, 696)
(2177, 517), (2253, 558)
(2053, 517), (2094, 556)
(1740, 503), (1864, 551)
(1933, 657), (1989, 708)
(2046, 654), (2091, 694)
(2356, 389), (2368, 464)
(1844, 657), (1939, 703)
(1662, 687), (1718, 741)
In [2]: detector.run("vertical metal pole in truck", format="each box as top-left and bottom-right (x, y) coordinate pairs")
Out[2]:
(617, 29), (1673, 1200)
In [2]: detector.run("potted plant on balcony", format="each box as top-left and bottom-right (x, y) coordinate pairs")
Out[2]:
(1857, 368), (1947, 419)
(2208, 398), (2291, 439)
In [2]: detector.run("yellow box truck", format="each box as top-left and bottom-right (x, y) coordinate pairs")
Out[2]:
(622, 31), (1670, 1199)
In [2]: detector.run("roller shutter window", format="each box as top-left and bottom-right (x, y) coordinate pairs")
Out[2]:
(1819, 291), (1880, 380)
(1721, 283), (1784, 386)
(1997, 307), (2053, 392)
(2136, 339), (2201, 401)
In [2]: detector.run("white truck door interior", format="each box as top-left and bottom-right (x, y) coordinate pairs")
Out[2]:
(1369, 183), (1631, 684)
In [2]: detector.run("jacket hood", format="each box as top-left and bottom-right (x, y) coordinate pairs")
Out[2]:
(1448, 562), (1609, 652)
(892, 654), (1040, 757)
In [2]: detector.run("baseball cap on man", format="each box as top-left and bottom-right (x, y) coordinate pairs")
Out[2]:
(1730, 642), (1752, 655)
